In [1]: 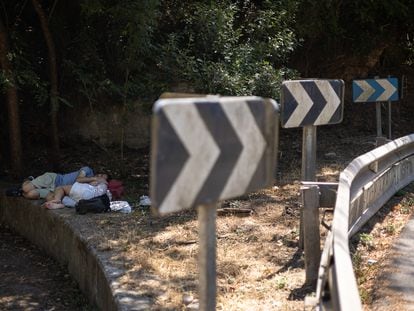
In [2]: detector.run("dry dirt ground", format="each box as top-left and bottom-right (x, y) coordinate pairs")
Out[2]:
(2, 97), (414, 310)
(0, 223), (93, 310)
(351, 183), (414, 311)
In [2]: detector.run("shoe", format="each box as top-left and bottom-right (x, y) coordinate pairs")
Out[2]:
(5, 187), (22, 197)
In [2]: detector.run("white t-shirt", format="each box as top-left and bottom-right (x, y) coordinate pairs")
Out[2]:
(69, 182), (108, 203)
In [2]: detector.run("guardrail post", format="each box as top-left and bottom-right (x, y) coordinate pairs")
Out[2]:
(301, 185), (321, 286)
(198, 204), (217, 311)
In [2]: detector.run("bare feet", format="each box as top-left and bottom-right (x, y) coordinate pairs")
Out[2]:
(43, 201), (65, 210)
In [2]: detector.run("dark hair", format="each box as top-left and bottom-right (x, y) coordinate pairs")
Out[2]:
(106, 173), (112, 182)
(96, 173), (111, 181)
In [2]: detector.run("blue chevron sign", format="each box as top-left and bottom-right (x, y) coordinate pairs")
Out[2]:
(353, 78), (398, 102)
(151, 96), (279, 215)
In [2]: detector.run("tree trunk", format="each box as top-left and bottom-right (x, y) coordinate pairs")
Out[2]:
(31, 0), (60, 168)
(0, 17), (23, 177)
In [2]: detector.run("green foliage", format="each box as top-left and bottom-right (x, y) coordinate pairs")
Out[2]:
(156, 0), (299, 99)
(58, 0), (301, 104)
(275, 275), (288, 289)
(296, 0), (414, 54)
(358, 233), (374, 249)
(63, 0), (160, 105)
(5, 0), (414, 112)
(2, 31), (49, 107)
(404, 34), (414, 66)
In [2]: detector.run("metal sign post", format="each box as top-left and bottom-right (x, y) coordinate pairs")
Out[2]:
(150, 95), (279, 309)
(387, 75), (393, 140)
(376, 101), (382, 138)
(281, 79), (344, 263)
(302, 125), (317, 181)
(388, 99), (392, 139)
(198, 204), (216, 311)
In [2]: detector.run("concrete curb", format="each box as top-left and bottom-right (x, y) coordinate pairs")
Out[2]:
(0, 194), (150, 311)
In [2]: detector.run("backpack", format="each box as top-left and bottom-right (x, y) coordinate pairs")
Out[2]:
(75, 193), (110, 214)
(108, 179), (124, 200)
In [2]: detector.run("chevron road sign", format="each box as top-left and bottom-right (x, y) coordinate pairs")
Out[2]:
(352, 78), (399, 103)
(281, 79), (345, 128)
(151, 96), (279, 215)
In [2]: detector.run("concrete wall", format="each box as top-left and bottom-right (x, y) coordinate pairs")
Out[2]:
(60, 102), (151, 149)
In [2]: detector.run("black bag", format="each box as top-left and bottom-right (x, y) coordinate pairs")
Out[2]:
(75, 194), (110, 214)
(5, 186), (22, 197)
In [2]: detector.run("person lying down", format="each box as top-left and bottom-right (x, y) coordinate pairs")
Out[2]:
(43, 173), (109, 210)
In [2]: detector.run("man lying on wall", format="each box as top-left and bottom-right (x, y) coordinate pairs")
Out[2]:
(21, 166), (98, 201)
(43, 173), (109, 210)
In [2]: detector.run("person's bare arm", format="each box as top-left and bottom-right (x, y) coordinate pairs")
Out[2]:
(76, 176), (98, 183)
(77, 176), (108, 186)
(75, 169), (99, 184)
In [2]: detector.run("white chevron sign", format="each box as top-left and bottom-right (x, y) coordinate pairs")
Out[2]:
(151, 96), (279, 215)
(281, 79), (345, 128)
(352, 78), (399, 103)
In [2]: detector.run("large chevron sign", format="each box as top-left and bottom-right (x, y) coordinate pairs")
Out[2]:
(352, 78), (398, 102)
(281, 79), (344, 128)
(151, 96), (279, 215)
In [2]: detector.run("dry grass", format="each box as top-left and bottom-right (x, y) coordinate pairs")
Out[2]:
(350, 185), (414, 310)
(92, 185), (414, 311)
(97, 185), (308, 310)
(36, 124), (413, 310)
(68, 129), (408, 310)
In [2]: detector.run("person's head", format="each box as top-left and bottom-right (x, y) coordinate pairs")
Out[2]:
(95, 173), (109, 181)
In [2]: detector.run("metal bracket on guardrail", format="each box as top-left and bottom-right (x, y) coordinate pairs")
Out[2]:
(301, 181), (338, 208)
(300, 181), (338, 285)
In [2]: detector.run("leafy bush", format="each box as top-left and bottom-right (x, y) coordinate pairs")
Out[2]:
(156, 0), (299, 99)
(63, 0), (160, 104)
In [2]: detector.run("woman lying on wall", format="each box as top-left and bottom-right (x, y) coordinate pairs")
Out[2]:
(43, 173), (109, 210)
(21, 166), (96, 201)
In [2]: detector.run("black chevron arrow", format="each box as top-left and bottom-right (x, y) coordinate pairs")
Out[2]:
(151, 109), (189, 209)
(194, 102), (243, 204)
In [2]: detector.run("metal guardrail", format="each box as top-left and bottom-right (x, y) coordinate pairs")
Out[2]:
(310, 134), (414, 310)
